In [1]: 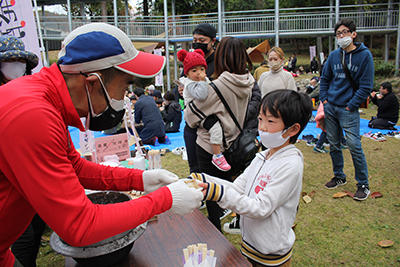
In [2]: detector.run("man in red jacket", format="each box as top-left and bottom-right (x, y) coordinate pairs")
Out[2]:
(0, 23), (204, 267)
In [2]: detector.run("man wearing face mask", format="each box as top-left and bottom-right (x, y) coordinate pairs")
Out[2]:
(192, 23), (217, 78)
(320, 19), (374, 201)
(174, 23), (218, 175)
(0, 36), (38, 85)
(0, 23), (205, 267)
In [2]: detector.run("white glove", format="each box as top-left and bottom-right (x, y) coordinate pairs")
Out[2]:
(142, 169), (178, 193)
(167, 179), (203, 215)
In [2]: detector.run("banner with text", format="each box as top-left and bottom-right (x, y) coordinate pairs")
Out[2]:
(0, 0), (43, 72)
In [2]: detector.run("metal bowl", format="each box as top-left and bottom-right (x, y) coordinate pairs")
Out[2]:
(50, 192), (147, 267)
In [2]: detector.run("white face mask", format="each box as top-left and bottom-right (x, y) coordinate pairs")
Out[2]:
(337, 36), (352, 49)
(258, 129), (290, 148)
(1, 61), (26, 81)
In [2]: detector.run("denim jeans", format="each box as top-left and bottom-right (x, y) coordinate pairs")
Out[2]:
(315, 131), (327, 148)
(323, 102), (369, 185)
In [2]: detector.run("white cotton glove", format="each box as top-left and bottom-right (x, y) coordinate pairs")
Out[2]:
(167, 179), (203, 215)
(142, 169), (179, 193)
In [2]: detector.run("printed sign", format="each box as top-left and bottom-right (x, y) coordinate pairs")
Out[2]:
(309, 45), (316, 61)
(94, 133), (130, 163)
(0, 0), (43, 72)
(154, 48), (163, 86)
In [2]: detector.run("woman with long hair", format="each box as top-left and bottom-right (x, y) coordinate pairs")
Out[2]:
(184, 36), (255, 231)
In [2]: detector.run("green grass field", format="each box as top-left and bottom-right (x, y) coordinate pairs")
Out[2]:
(37, 104), (400, 266)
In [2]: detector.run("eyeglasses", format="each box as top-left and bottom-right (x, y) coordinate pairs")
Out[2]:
(336, 29), (351, 37)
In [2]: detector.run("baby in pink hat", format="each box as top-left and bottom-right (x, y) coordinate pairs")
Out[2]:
(178, 49), (231, 172)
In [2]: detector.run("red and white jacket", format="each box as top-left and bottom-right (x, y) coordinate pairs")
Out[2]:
(0, 64), (172, 266)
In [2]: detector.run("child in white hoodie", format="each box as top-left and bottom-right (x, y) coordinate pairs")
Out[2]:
(178, 49), (231, 172)
(191, 90), (312, 266)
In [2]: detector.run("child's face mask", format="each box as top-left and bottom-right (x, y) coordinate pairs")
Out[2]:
(258, 129), (290, 148)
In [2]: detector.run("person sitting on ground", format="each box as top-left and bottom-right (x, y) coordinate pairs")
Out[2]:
(258, 47), (297, 97)
(133, 87), (167, 145)
(368, 82), (399, 130)
(306, 76), (320, 102)
(178, 48), (231, 172)
(161, 90), (182, 133)
(253, 60), (269, 81)
(148, 84), (163, 107)
(191, 89), (313, 267)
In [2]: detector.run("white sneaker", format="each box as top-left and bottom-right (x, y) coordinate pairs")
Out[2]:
(219, 209), (232, 220)
(172, 147), (183, 155)
(181, 148), (188, 161)
(223, 217), (241, 234)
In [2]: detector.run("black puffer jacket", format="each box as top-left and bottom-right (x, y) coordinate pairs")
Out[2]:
(161, 101), (182, 132)
(244, 82), (262, 130)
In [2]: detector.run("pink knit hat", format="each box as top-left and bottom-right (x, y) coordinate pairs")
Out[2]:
(177, 49), (207, 75)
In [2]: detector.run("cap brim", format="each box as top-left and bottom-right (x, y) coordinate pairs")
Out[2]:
(115, 51), (165, 78)
(0, 50), (39, 69)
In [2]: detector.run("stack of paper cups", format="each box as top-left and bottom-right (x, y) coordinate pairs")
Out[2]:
(133, 155), (146, 170)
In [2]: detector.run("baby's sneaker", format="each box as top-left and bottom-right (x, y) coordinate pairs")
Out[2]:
(212, 154), (231, 171)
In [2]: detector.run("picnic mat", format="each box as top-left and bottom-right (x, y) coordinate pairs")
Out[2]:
(69, 114), (186, 152)
(300, 111), (399, 140)
(69, 111), (398, 152)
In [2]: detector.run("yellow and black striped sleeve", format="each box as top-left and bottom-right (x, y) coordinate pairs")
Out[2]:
(204, 182), (224, 202)
(189, 173), (207, 183)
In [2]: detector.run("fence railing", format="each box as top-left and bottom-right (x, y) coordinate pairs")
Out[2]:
(39, 4), (399, 41)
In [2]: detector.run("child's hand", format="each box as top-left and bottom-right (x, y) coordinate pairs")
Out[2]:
(178, 84), (184, 96)
(197, 182), (208, 197)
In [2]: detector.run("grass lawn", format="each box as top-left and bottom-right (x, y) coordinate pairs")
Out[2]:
(37, 104), (399, 266)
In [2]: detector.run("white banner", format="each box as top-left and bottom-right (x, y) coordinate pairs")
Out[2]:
(319, 52), (325, 66)
(309, 45), (316, 62)
(154, 48), (163, 87)
(0, 0), (43, 72)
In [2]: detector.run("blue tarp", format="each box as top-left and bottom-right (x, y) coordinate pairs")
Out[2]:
(300, 111), (399, 139)
(69, 114), (186, 152)
(69, 111), (398, 151)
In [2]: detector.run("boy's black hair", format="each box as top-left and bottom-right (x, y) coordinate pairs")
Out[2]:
(163, 90), (176, 101)
(381, 82), (392, 93)
(334, 18), (356, 33)
(260, 90), (313, 144)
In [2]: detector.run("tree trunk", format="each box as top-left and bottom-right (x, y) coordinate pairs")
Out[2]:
(101, 1), (107, 22)
(143, 0), (149, 16)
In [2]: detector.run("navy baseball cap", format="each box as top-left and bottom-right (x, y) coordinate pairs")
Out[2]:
(58, 23), (165, 78)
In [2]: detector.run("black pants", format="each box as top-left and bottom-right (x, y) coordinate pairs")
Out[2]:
(11, 215), (46, 267)
(368, 117), (397, 130)
(196, 144), (235, 231)
(184, 124), (200, 173)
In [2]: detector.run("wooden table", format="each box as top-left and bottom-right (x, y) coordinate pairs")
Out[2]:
(65, 209), (251, 266)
